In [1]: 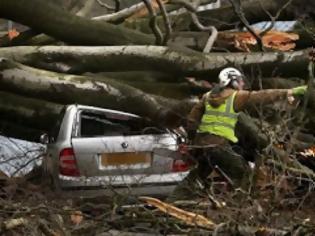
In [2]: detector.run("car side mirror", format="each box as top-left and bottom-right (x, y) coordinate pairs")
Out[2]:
(40, 133), (49, 144)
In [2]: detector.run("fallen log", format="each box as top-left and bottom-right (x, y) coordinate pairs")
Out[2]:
(0, 0), (154, 46)
(125, 0), (313, 32)
(0, 91), (62, 130)
(82, 72), (206, 98)
(0, 58), (191, 127)
(91, 71), (182, 83)
(118, 81), (207, 99)
(0, 29), (40, 47)
(0, 46), (311, 78)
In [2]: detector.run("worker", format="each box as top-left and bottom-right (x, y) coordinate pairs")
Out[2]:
(168, 67), (307, 201)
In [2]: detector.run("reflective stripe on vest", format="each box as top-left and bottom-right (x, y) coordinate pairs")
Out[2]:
(197, 91), (239, 143)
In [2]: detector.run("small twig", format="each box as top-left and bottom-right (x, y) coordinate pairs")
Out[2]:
(258, 0), (294, 37)
(11, 154), (43, 177)
(75, 0), (95, 17)
(170, 0), (218, 52)
(214, 165), (234, 187)
(213, 222), (228, 236)
(228, 0), (264, 51)
(190, 13), (218, 52)
(93, 2), (143, 22)
(169, 0), (199, 11)
(96, 0), (120, 12)
(38, 219), (57, 236)
(142, 0), (164, 45)
(156, 0), (172, 45)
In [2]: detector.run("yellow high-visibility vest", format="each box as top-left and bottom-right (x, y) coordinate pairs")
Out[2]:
(197, 91), (239, 143)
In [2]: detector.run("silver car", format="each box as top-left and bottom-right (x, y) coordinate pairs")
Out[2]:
(43, 105), (191, 197)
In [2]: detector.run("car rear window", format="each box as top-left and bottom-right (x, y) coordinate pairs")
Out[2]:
(78, 111), (166, 137)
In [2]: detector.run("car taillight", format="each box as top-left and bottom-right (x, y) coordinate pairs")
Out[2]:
(59, 148), (80, 176)
(172, 159), (191, 172)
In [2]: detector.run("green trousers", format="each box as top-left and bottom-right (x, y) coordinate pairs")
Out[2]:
(167, 144), (250, 201)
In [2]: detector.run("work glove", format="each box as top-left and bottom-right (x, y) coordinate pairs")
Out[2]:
(292, 85), (307, 96)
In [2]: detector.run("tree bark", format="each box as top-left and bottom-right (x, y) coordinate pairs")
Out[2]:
(0, 0), (154, 46)
(0, 46), (311, 78)
(0, 58), (191, 126)
(0, 91), (62, 130)
(125, 0), (302, 32)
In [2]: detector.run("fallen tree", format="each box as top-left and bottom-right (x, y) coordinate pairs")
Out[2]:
(0, 58), (196, 127)
(1, 2), (315, 233)
(0, 46), (311, 78)
(125, 0), (315, 32)
(0, 0), (154, 46)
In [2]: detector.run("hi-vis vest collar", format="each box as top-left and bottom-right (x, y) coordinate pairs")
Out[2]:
(197, 90), (239, 143)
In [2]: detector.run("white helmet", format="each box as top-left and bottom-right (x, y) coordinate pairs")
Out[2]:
(218, 67), (243, 88)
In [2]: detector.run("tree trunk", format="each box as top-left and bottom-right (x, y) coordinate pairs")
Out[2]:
(0, 91), (62, 130)
(0, 0), (154, 46)
(0, 46), (311, 78)
(0, 58), (191, 126)
(125, 0), (305, 33)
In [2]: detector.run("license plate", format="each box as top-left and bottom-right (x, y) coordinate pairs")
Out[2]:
(101, 152), (151, 170)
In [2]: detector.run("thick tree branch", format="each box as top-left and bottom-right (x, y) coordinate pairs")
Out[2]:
(0, 46), (311, 78)
(142, 0), (163, 45)
(0, 0), (154, 45)
(0, 58), (192, 127)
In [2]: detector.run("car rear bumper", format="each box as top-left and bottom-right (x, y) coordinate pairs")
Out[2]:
(59, 185), (178, 198)
(58, 172), (189, 197)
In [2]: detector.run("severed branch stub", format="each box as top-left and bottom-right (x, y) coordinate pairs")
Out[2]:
(156, 0), (172, 45)
(228, 0), (294, 52)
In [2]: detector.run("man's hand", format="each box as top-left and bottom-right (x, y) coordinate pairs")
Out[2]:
(292, 85), (307, 96)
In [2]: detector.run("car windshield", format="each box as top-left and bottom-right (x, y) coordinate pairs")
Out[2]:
(78, 110), (167, 137)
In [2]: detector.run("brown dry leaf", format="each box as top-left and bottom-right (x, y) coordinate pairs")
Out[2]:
(219, 30), (299, 52)
(139, 196), (216, 229)
(255, 165), (273, 189)
(70, 211), (83, 225)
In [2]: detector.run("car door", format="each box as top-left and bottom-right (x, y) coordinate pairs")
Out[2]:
(71, 108), (177, 178)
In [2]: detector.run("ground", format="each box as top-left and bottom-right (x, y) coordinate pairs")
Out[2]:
(1, 166), (315, 235)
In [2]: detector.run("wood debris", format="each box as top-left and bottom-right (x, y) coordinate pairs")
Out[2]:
(139, 196), (216, 229)
(70, 210), (83, 225)
(218, 30), (299, 52)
